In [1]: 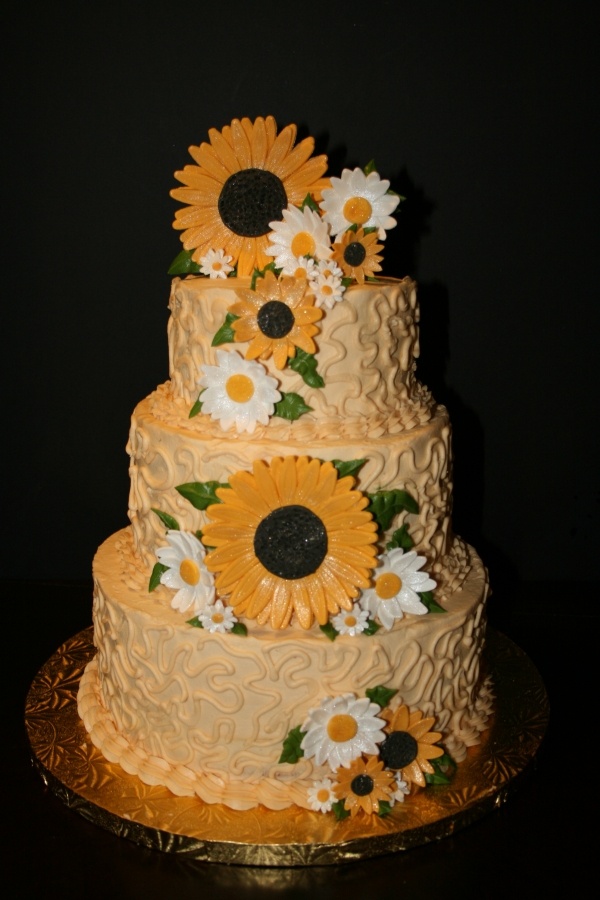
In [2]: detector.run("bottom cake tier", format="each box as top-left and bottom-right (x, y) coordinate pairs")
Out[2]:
(78, 527), (493, 812)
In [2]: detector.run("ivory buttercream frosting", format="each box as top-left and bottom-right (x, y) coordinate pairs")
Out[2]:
(78, 116), (493, 818)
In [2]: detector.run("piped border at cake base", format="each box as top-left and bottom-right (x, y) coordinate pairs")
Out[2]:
(25, 627), (548, 867)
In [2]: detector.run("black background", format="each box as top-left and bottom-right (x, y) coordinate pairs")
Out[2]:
(2, 3), (599, 894)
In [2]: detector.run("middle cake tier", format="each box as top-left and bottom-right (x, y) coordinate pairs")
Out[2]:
(127, 389), (466, 598)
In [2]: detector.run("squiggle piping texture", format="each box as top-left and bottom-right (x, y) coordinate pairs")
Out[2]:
(77, 528), (491, 810)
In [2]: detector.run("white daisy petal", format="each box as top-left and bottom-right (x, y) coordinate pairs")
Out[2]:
(198, 349), (281, 434)
(265, 204), (332, 273)
(199, 248), (234, 279)
(359, 548), (437, 630)
(300, 693), (386, 771)
(320, 167), (401, 239)
(156, 530), (215, 615)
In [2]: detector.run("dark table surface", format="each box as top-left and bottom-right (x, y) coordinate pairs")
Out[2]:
(5, 577), (595, 899)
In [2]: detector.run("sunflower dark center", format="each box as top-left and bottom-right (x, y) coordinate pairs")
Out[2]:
(257, 300), (295, 338)
(379, 731), (418, 770)
(343, 240), (366, 267)
(218, 168), (287, 238)
(254, 505), (328, 579)
(350, 774), (374, 797)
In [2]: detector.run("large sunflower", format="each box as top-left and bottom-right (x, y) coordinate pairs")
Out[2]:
(379, 705), (444, 788)
(170, 116), (329, 276)
(201, 456), (379, 629)
(229, 270), (323, 369)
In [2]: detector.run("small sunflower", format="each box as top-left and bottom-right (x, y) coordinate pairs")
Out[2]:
(201, 456), (379, 629)
(334, 755), (395, 816)
(331, 227), (383, 284)
(379, 705), (444, 788)
(229, 270), (323, 369)
(170, 116), (329, 276)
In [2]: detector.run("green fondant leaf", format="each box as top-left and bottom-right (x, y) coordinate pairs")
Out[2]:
(189, 397), (203, 418)
(149, 562), (168, 593)
(386, 524), (414, 551)
(364, 159), (377, 175)
(365, 685), (397, 709)
(319, 622), (338, 642)
(279, 725), (305, 764)
(186, 616), (204, 628)
(250, 261), (278, 290)
(425, 752), (456, 785)
(176, 481), (228, 510)
(419, 591), (446, 614)
(300, 193), (320, 213)
(151, 508), (180, 530)
(332, 799), (350, 821)
(168, 249), (202, 275)
(288, 349), (324, 388)
(212, 312), (239, 346)
(363, 618), (381, 636)
(341, 277), (353, 289)
(231, 622), (248, 636)
(331, 458), (366, 479)
(274, 392), (312, 421)
(377, 800), (393, 818)
(366, 489), (419, 532)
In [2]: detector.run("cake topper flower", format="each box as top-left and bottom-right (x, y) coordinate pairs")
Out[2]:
(155, 530), (215, 614)
(360, 548), (437, 629)
(198, 248), (234, 278)
(229, 270), (323, 369)
(379, 704), (444, 788)
(300, 693), (387, 769)
(201, 456), (379, 629)
(331, 227), (383, 284)
(198, 349), (281, 434)
(170, 116), (328, 276)
(320, 166), (400, 240)
(334, 754), (395, 816)
(265, 204), (332, 274)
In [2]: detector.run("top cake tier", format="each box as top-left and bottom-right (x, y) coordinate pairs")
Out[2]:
(167, 274), (435, 434)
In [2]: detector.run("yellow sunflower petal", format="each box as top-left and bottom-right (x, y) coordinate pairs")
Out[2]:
(264, 123), (297, 176)
(417, 744), (445, 761)
(230, 119), (253, 170)
(207, 126), (241, 174)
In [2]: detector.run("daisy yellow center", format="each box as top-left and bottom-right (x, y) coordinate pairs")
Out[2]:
(226, 373), (255, 403)
(179, 558), (200, 586)
(343, 196), (372, 226)
(213, 261), (223, 271)
(211, 612), (224, 624)
(291, 231), (316, 258)
(316, 788), (330, 803)
(218, 168), (287, 237)
(321, 284), (333, 296)
(375, 572), (402, 599)
(327, 714), (358, 743)
(344, 615), (357, 627)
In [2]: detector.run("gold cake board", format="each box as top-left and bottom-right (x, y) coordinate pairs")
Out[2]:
(25, 627), (548, 867)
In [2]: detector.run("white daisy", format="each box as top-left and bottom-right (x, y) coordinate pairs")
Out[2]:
(311, 270), (346, 310)
(156, 530), (215, 614)
(300, 693), (386, 770)
(320, 168), (400, 240)
(331, 603), (369, 636)
(266, 205), (332, 273)
(307, 778), (336, 813)
(198, 349), (281, 434)
(360, 548), (437, 630)
(286, 254), (318, 281)
(199, 248), (234, 279)
(392, 775), (411, 803)
(198, 599), (237, 634)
